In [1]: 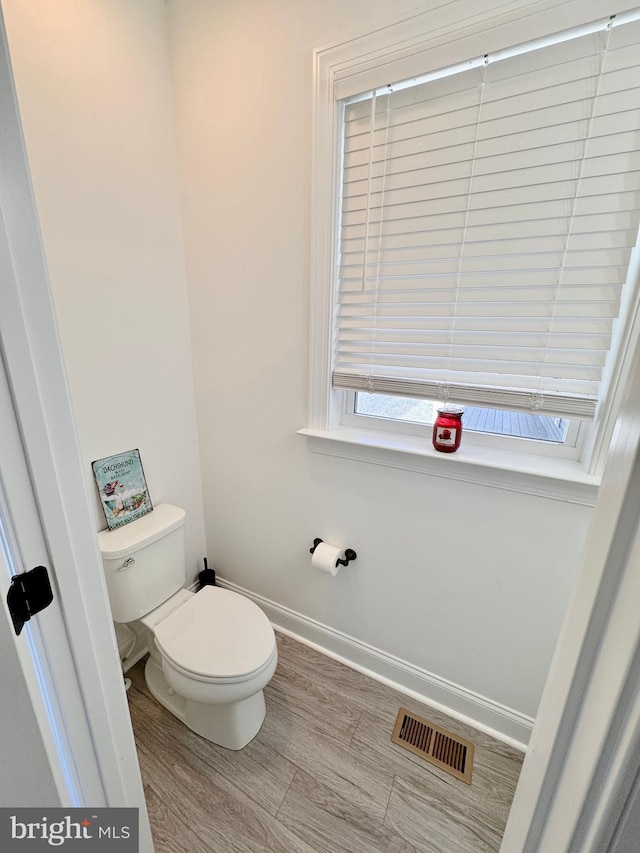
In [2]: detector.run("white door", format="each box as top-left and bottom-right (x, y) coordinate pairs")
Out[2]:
(0, 349), (94, 807)
(0, 408), (59, 807)
(0, 573), (58, 807)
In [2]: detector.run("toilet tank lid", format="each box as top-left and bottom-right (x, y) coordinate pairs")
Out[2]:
(98, 503), (186, 559)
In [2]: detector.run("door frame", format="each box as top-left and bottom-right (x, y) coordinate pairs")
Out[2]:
(0, 8), (152, 850)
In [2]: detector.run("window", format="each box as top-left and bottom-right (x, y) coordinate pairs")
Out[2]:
(305, 0), (640, 492)
(343, 392), (582, 459)
(353, 394), (571, 444)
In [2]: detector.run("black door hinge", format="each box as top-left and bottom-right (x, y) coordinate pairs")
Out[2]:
(7, 565), (54, 636)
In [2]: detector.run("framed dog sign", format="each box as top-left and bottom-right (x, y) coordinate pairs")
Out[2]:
(92, 449), (153, 530)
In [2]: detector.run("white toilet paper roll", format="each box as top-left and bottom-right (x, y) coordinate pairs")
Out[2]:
(311, 542), (343, 576)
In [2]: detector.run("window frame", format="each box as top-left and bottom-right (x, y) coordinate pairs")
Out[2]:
(304, 0), (640, 497)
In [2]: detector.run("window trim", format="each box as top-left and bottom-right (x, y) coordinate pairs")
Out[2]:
(306, 0), (640, 494)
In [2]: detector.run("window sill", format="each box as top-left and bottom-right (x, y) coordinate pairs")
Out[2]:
(297, 427), (600, 506)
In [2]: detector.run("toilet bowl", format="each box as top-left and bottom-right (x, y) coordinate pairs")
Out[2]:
(140, 585), (277, 749)
(98, 503), (278, 750)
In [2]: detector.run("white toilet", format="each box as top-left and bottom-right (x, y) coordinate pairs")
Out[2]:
(98, 503), (277, 750)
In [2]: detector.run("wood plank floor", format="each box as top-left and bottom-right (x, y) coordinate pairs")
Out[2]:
(127, 633), (524, 852)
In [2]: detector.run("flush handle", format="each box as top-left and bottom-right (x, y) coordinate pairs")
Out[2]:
(117, 558), (135, 572)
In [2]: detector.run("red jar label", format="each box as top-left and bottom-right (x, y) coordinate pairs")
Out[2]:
(435, 427), (458, 447)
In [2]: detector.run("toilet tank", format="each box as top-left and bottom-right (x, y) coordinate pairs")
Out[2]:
(98, 503), (187, 623)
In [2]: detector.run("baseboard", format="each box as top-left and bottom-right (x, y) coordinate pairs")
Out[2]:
(216, 576), (532, 751)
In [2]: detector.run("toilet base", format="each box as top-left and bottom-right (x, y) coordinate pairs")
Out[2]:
(144, 656), (266, 750)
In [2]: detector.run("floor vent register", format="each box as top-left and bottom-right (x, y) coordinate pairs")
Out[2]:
(391, 708), (474, 785)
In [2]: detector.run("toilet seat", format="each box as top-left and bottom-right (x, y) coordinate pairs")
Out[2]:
(154, 586), (276, 682)
(163, 644), (278, 686)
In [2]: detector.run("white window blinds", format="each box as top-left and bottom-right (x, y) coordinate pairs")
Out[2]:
(333, 16), (640, 419)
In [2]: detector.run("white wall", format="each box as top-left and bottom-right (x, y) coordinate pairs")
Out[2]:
(167, 0), (593, 735)
(2, 0), (206, 577)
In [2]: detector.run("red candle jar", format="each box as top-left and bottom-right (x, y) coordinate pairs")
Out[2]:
(432, 407), (464, 453)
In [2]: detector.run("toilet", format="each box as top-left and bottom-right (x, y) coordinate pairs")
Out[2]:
(98, 503), (277, 750)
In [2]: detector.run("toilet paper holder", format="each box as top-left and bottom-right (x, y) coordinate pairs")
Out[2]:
(309, 538), (357, 567)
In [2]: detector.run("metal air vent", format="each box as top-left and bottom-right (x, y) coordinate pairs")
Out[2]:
(391, 708), (474, 784)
